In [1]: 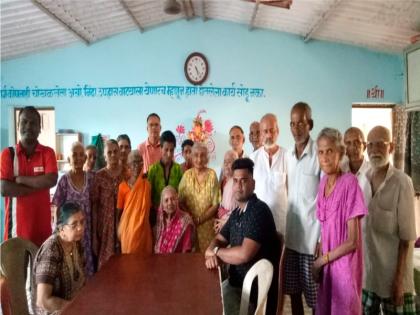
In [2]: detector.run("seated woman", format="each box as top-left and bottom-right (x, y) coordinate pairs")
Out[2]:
(33, 202), (86, 315)
(117, 150), (153, 255)
(154, 186), (194, 253)
(214, 150), (238, 233)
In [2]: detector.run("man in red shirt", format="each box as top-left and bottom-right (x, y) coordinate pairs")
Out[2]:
(137, 113), (162, 175)
(1, 106), (58, 246)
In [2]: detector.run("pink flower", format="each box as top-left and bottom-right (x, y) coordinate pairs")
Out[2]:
(204, 120), (213, 133)
(176, 124), (185, 134)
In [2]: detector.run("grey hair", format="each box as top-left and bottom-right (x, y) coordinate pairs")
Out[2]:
(224, 149), (238, 160)
(317, 128), (345, 153)
(192, 142), (208, 155)
(67, 141), (85, 159)
(160, 185), (178, 206)
(127, 149), (141, 161)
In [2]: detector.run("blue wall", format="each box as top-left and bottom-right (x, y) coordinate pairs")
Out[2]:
(1, 19), (403, 155)
(0, 19), (404, 241)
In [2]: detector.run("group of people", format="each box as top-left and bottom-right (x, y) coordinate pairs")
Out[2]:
(0, 105), (417, 315)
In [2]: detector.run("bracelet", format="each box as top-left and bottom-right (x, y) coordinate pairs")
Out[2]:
(323, 252), (330, 265)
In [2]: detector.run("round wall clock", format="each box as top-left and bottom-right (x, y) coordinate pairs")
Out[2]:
(184, 52), (209, 85)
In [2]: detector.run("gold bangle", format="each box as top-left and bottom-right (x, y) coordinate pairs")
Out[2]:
(323, 252), (330, 264)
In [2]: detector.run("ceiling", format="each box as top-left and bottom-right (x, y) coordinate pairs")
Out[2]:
(1, 0), (420, 61)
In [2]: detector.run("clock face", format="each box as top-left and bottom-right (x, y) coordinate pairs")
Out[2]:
(184, 52), (209, 85)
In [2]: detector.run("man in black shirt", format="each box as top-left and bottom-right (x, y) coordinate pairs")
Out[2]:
(205, 158), (280, 315)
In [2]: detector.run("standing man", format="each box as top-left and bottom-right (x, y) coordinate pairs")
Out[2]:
(284, 102), (320, 315)
(363, 126), (417, 314)
(249, 121), (262, 152)
(205, 158), (280, 315)
(1, 106), (58, 246)
(342, 127), (371, 205)
(250, 113), (287, 235)
(137, 113), (161, 175)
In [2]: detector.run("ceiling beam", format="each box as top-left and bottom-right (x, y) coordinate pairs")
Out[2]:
(189, 0), (195, 18)
(119, 0), (144, 33)
(31, 0), (91, 45)
(249, 0), (260, 31)
(201, 0), (207, 22)
(182, 0), (192, 20)
(303, 0), (343, 42)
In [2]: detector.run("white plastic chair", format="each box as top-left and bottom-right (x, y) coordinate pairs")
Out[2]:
(239, 259), (273, 315)
(0, 237), (38, 315)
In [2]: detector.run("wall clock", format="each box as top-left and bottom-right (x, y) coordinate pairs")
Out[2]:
(184, 52), (209, 85)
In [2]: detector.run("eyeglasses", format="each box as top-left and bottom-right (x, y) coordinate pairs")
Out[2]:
(64, 219), (85, 230)
(367, 141), (390, 149)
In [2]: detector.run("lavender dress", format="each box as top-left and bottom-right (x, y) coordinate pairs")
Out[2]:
(316, 173), (367, 315)
(53, 172), (95, 277)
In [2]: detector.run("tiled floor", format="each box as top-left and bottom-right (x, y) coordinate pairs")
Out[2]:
(282, 295), (312, 315)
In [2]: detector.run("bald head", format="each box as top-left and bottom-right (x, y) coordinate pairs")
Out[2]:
(249, 121), (261, 150)
(260, 113), (279, 149)
(367, 126), (393, 169)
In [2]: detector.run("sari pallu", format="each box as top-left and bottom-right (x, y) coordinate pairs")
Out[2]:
(154, 208), (194, 253)
(118, 177), (153, 254)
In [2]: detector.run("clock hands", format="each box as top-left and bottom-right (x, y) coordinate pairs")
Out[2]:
(195, 65), (200, 76)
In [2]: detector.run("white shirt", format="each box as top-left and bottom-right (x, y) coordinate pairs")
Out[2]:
(364, 165), (416, 297)
(340, 156), (372, 207)
(250, 146), (287, 234)
(285, 138), (321, 254)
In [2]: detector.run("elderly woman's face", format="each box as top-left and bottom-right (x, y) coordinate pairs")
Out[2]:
(162, 189), (178, 215)
(192, 148), (208, 170)
(105, 143), (120, 167)
(85, 148), (97, 171)
(118, 139), (131, 163)
(317, 137), (342, 175)
(128, 154), (143, 179)
(61, 211), (85, 242)
(223, 154), (236, 178)
(69, 145), (86, 171)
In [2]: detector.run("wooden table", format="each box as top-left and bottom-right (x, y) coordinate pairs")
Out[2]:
(61, 253), (223, 315)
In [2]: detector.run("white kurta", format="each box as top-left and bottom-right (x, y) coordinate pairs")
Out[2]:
(250, 146), (287, 234)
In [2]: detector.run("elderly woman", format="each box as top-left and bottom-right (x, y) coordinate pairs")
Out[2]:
(154, 186), (194, 253)
(83, 145), (97, 173)
(117, 134), (132, 179)
(53, 142), (95, 277)
(214, 150), (238, 233)
(178, 142), (220, 252)
(33, 202), (86, 315)
(312, 128), (367, 315)
(92, 139), (124, 270)
(117, 150), (153, 254)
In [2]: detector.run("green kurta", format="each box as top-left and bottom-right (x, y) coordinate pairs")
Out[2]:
(147, 161), (183, 208)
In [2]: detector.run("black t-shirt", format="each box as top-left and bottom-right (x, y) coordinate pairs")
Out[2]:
(220, 194), (280, 287)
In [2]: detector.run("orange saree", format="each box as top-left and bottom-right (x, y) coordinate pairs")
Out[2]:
(117, 177), (153, 254)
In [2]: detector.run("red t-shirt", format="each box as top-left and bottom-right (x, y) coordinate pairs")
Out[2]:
(0, 142), (57, 246)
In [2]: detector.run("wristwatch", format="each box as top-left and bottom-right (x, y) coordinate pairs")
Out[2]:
(213, 246), (220, 256)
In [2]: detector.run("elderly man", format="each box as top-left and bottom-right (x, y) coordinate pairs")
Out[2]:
(284, 102), (320, 315)
(342, 127), (371, 205)
(0, 106), (58, 246)
(205, 158), (280, 315)
(249, 121), (262, 151)
(137, 113), (161, 174)
(250, 113), (287, 235)
(363, 126), (417, 314)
